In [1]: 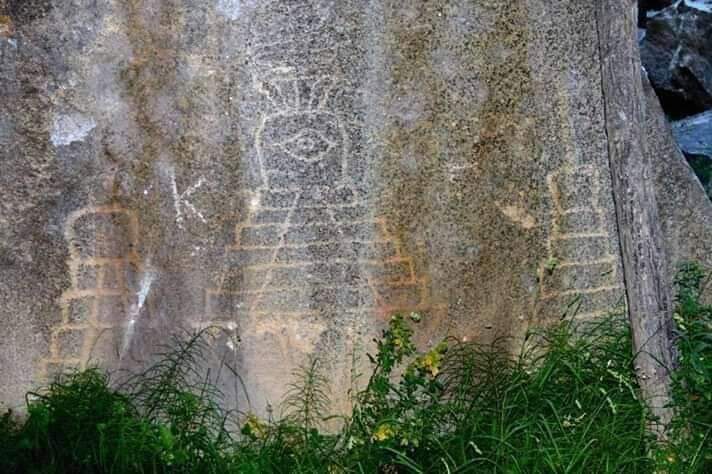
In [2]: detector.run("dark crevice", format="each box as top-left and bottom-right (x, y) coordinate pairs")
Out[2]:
(3, 0), (53, 25)
(655, 88), (709, 120)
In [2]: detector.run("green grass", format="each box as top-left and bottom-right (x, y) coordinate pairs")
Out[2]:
(1, 264), (710, 473)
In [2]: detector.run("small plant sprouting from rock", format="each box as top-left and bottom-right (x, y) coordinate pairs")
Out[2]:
(544, 256), (560, 273)
(282, 356), (331, 439)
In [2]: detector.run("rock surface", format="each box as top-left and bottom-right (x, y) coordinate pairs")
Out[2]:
(672, 111), (712, 197)
(639, 0), (675, 27)
(644, 74), (712, 292)
(673, 111), (712, 158)
(0, 1), (709, 416)
(640, 0), (712, 118)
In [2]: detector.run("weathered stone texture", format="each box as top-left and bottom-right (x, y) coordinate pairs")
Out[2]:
(0, 0), (708, 416)
(671, 111), (712, 198)
(644, 74), (712, 292)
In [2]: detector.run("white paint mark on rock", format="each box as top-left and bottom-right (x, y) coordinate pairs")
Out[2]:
(51, 113), (96, 147)
(249, 193), (261, 211)
(121, 270), (155, 360)
(136, 271), (155, 312)
(166, 165), (208, 229)
(216, 0), (244, 20)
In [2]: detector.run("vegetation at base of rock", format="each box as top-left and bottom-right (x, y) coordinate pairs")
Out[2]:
(1, 266), (710, 473)
(658, 263), (712, 472)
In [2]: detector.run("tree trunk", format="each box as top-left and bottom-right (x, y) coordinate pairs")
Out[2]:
(595, 0), (676, 439)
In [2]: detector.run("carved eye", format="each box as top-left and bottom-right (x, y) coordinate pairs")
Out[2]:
(278, 129), (336, 162)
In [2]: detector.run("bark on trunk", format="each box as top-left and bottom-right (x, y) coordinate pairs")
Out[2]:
(595, 0), (676, 439)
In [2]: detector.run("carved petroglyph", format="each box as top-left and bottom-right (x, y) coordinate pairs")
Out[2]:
(252, 73), (361, 190)
(167, 166), (207, 229)
(540, 166), (624, 318)
(196, 6), (447, 413)
(205, 203), (433, 325)
(41, 205), (142, 379)
(202, 24), (438, 347)
(497, 202), (536, 230)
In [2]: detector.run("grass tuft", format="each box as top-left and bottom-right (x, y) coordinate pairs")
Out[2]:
(1, 266), (710, 473)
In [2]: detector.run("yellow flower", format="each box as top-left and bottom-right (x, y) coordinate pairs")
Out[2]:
(418, 342), (448, 377)
(421, 353), (441, 376)
(372, 423), (395, 442)
(242, 413), (269, 440)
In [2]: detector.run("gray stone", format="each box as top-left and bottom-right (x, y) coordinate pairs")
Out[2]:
(672, 111), (712, 197)
(644, 73), (712, 288)
(673, 111), (712, 158)
(0, 0), (709, 417)
(639, 0), (675, 27)
(640, 0), (712, 117)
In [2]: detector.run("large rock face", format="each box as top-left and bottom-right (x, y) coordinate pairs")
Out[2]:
(0, 1), (708, 416)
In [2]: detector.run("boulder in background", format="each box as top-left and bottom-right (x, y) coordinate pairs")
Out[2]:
(640, 1), (712, 118)
(672, 111), (712, 198)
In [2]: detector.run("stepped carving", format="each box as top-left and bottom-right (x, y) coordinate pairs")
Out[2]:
(41, 205), (141, 379)
(540, 166), (624, 318)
